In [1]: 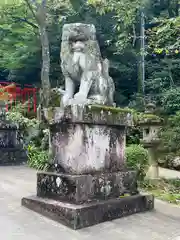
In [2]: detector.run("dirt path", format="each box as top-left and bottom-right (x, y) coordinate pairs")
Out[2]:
(159, 167), (180, 179)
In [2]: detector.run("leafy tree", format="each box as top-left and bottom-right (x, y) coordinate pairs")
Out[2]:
(0, 2), (39, 69)
(159, 111), (180, 157)
(0, 0), (180, 110)
(0, 0), (140, 105)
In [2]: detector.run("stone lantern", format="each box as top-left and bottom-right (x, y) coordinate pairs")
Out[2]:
(139, 103), (163, 180)
(0, 85), (27, 165)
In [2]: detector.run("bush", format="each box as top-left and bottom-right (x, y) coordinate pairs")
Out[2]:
(126, 126), (141, 145)
(6, 109), (39, 145)
(125, 144), (149, 180)
(27, 143), (49, 171)
(160, 88), (180, 115)
(158, 111), (180, 169)
(140, 178), (180, 205)
(7, 105), (50, 170)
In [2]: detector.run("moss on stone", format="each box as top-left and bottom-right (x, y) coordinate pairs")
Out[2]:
(87, 105), (133, 115)
(49, 88), (62, 107)
(44, 103), (163, 128)
(138, 113), (163, 125)
(139, 114), (161, 120)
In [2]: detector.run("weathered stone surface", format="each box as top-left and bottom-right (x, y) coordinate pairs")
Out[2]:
(22, 194), (154, 230)
(45, 105), (131, 126)
(0, 112), (27, 165)
(171, 156), (180, 170)
(139, 105), (163, 180)
(46, 105), (130, 175)
(60, 23), (115, 106)
(0, 148), (27, 165)
(0, 165), (179, 240)
(0, 128), (18, 148)
(51, 123), (125, 174)
(37, 171), (138, 203)
(0, 109), (19, 148)
(22, 101), (154, 230)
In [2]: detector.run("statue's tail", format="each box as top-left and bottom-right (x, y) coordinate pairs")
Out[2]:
(102, 58), (115, 106)
(102, 58), (110, 78)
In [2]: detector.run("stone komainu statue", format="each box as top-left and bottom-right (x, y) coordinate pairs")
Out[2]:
(60, 23), (115, 106)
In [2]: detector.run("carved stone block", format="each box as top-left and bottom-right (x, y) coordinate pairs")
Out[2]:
(48, 106), (130, 175)
(0, 148), (27, 165)
(37, 171), (138, 203)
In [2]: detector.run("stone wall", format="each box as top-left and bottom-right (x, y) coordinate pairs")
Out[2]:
(0, 122), (27, 165)
(0, 148), (27, 165)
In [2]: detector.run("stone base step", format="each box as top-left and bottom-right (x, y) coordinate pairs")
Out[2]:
(22, 194), (154, 230)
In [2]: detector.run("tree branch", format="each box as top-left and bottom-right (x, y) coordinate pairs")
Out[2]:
(24, 0), (39, 23)
(132, 24), (136, 47)
(29, 0), (39, 8)
(11, 16), (38, 29)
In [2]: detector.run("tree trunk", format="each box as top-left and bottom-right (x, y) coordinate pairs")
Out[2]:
(37, 4), (50, 108)
(39, 25), (50, 107)
(24, 0), (50, 108)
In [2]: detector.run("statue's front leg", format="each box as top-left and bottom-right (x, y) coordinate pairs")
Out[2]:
(62, 76), (75, 106)
(74, 72), (93, 102)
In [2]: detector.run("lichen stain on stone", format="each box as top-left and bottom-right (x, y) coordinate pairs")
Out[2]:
(48, 105), (130, 126)
(51, 121), (126, 174)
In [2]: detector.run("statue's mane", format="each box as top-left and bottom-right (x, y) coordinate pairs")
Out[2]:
(60, 23), (102, 64)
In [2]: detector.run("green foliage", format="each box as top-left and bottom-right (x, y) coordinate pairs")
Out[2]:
(7, 103), (50, 170)
(160, 88), (180, 115)
(88, 0), (142, 52)
(6, 108), (39, 144)
(0, 0), (180, 111)
(148, 17), (180, 53)
(89, 105), (133, 114)
(0, 2), (39, 70)
(128, 94), (145, 112)
(140, 178), (180, 205)
(0, 0), (139, 104)
(5, 0), (180, 172)
(125, 144), (149, 180)
(159, 111), (180, 156)
(126, 127), (141, 145)
(158, 111), (180, 170)
(27, 143), (49, 170)
(144, 1), (180, 112)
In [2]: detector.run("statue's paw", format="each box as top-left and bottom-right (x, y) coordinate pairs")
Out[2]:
(72, 92), (88, 105)
(74, 92), (87, 101)
(58, 88), (66, 95)
(62, 94), (72, 106)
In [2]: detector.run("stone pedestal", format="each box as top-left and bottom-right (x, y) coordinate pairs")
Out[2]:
(36, 170), (138, 203)
(50, 109), (126, 174)
(145, 147), (159, 180)
(22, 105), (154, 229)
(22, 194), (154, 230)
